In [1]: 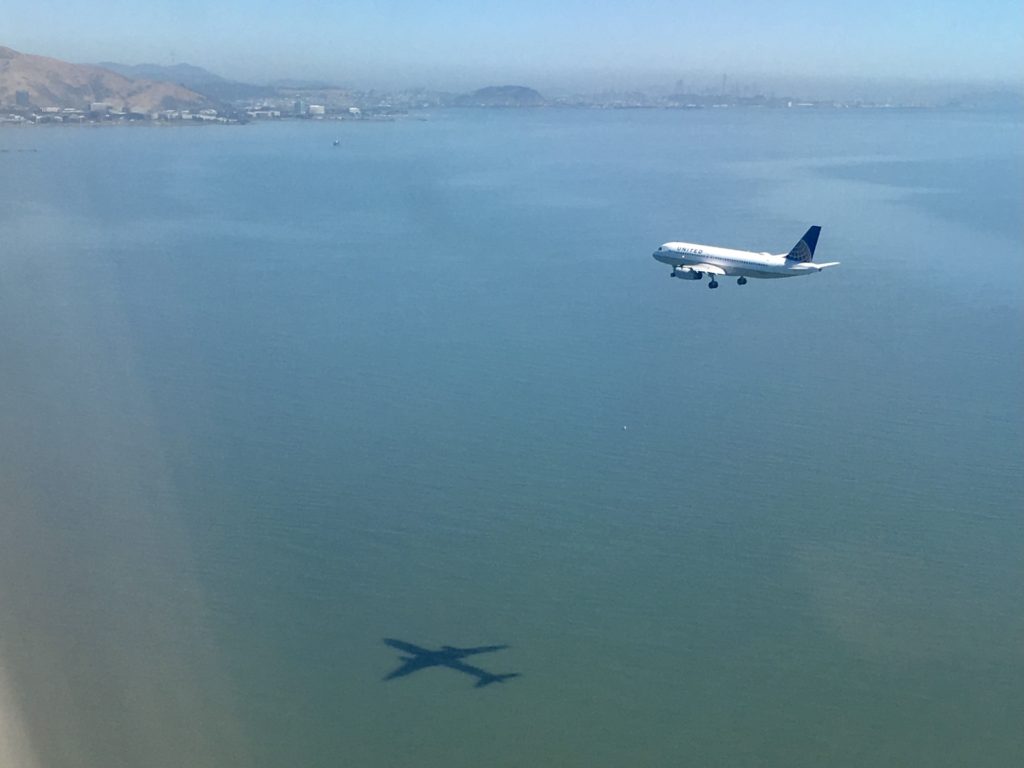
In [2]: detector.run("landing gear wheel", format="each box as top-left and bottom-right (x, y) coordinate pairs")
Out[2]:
(737, 277), (747, 285)
(708, 280), (719, 289)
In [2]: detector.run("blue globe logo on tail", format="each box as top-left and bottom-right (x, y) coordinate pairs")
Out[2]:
(785, 226), (821, 262)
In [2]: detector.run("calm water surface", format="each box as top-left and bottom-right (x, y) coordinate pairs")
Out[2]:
(1, 108), (1021, 767)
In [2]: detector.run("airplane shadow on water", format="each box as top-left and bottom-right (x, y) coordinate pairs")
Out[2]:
(382, 639), (520, 688)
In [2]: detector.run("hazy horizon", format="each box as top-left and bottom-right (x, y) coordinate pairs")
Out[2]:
(5, 47), (1023, 105)
(5, 1), (1023, 95)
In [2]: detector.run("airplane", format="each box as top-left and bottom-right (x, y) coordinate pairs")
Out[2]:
(652, 225), (839, 289)
(382, 638), (520, 688)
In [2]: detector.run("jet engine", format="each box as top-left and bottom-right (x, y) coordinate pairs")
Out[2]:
(671, 266), (703, 280)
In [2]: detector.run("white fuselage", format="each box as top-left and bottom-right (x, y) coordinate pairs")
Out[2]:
(653, 241), (826, 279)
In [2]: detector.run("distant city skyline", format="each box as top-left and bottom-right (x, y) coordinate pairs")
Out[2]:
(5, 0), (1023, 92)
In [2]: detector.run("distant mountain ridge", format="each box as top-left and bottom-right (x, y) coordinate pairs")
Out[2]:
(97, 61), (273, 102)
(455, 85), (545, 107)
(3, 46), (551, 114)
(97, 62), (228, 87)
(0, 46), (206, 111)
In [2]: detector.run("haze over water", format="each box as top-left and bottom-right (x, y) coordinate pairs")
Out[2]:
(1, 107), (1021, 767)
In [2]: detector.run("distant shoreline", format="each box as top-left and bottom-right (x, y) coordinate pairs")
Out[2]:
(3, 102), (1019, 132)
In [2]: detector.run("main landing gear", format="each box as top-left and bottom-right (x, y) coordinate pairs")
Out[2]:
(737, 276), (747, 285)
(708, 279), (719, 289)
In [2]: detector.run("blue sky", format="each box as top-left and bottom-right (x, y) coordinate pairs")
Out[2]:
(4, 0), (1022, 89)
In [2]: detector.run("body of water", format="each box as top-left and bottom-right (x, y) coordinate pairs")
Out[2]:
(1, 108), (1021, 767)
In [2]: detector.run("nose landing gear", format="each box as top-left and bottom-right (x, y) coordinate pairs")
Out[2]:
(737, 276), (747, 285)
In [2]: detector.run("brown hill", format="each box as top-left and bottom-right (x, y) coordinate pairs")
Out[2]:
(0, 45), (206, 111)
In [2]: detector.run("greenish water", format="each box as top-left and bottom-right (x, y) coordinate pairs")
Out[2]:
(0, 109), (1021, 767)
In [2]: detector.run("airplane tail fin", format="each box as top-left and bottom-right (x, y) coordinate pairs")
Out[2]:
(785, 226), (821, 262)
(475, 673), (520, 688)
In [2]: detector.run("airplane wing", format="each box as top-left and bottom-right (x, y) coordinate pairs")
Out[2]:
(444, 659), (491, 676)
(384, 638), (431, 655)
(443, 644), (508, 657)
(691, 263), (726, 275)
(474, 673), (520, 688)
(383, 656), (434, 681)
